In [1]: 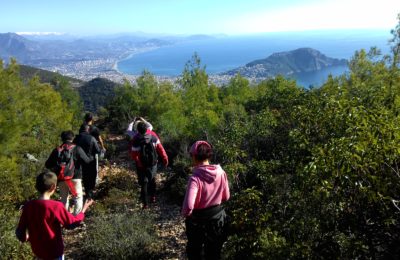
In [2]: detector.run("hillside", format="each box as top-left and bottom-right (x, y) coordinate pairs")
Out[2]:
(18, 64), (118, 112)
(0, 33), (41, 62)
(78, 77), (120, 112)
(223, 47), (347, 78)
(18, 64), (83, 87)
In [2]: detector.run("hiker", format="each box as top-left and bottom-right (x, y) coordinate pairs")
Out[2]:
(129, 121), (168, 208)
(45, 130), (94, 215)
(80, 112), (106, 151)
(182, 141), (230, 260)
(126, 116), (153, 139)
(16, 171), (94, 260)
(80, 112), (106, 182)
(74, 124), (101, 199)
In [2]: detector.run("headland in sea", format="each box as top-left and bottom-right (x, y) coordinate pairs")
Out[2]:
(115, 29), (391, 87)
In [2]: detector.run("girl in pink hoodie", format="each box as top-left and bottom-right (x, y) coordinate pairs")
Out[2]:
(182, 141), (230, 260)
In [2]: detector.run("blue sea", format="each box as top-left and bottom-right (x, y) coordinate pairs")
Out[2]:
(117, 30), (391, 87)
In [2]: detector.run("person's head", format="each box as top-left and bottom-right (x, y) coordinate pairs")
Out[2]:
(84, 112), (93, 123)
(61, 130), (74, 142)
(35, 171), (58, 194)
(189, 140), (213, 163)
(137, 121), (147, 135)
(79, 124), (91, 134)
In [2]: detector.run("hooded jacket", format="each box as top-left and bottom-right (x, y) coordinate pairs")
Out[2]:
(181, 164), (230, 217)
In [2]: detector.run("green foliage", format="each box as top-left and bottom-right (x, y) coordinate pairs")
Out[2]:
(82, 211), (160, 259)
(0, 207), (33, 259)
(79, 77), (119, 113)
(0, 60), (76, 205)
(0, 60), (80, 259)
(52, 75), (83, 127)
(223, 188), (287, 260)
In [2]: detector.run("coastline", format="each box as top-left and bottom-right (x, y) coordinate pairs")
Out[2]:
(112, 46), (161, 74)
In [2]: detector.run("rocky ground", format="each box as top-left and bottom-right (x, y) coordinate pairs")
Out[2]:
(63, 134), (187, 259)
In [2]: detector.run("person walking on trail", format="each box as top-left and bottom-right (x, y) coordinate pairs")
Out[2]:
(74, 124), (101, 199)
(129, 121), (168, 209)
(80, 112), (106, 152)
(16, 171), (94, 260)
(45, 130), (94, 215)
(182, 141), (230, 260)
(80, 113), (106, 183)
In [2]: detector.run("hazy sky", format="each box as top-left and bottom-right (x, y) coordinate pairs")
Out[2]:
(1, 0), (399, 35)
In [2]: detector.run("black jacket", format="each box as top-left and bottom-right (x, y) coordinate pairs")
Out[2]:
(74, 132), (101, 157)
(45, 141), (94, 179)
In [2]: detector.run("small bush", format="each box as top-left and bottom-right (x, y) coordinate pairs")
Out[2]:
(162, 158), (191, 204)
(101, 188), (137, 213)
(96, 169), (138, 199)
(0, 206), (33, 259)
(81, 211), (161, 259)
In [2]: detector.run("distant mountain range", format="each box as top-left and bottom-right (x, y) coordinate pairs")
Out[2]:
(222, 48), (347, 78)
(0, 32), (173, 63)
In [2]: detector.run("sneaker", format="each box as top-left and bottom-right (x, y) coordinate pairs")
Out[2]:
(151, 196), (156, 203)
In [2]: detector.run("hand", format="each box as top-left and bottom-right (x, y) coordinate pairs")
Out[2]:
(82, 199), (94, 213)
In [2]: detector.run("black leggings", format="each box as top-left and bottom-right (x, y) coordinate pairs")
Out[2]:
(82, 162), (97, 198)
(185, 210), (227, 260)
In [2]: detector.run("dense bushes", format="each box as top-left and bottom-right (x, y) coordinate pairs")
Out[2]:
(0, 59), (80, 258)
(79, 168), (161, 259)
(101, 18), (400, 259)
(82, 211), (160, 259)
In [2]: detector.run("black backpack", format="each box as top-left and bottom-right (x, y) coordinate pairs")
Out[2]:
(56, 143), (77, 196)
(139, 135), (158, 167)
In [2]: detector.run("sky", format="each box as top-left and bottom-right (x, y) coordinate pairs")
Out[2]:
(1, 0), (399, 35)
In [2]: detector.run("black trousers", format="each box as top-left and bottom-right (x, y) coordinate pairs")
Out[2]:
(82, 161), (97, 198)
(137, 165), (157, 206)
(185, 208), (227, 260)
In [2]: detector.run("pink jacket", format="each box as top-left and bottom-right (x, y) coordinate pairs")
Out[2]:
(181, 164), (230, 217)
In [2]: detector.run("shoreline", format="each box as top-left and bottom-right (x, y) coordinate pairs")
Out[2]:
(112, 46), (161, 75)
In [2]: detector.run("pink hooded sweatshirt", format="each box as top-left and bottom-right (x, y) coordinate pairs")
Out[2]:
(181, 164), (230, 217)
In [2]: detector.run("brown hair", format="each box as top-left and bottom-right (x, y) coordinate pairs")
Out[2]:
(35, 171), (57, 194)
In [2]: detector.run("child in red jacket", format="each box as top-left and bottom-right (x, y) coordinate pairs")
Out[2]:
(16, 171), (94, 260)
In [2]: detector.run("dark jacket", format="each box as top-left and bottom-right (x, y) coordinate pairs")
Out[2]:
(45, 141), (94, 179)
(74, 132), (101, 157)
(80, 123), (101, 142)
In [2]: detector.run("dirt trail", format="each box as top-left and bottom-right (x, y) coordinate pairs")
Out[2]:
(64, 134), (187, 259)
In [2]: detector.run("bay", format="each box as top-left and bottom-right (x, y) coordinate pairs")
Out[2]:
(117, 30), (391, 86)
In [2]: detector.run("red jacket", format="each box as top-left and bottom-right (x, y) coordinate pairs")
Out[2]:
(16, 199), (85, 259)
(129, 129), (168, 169)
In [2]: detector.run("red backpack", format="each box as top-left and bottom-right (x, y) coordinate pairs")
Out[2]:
(56, 143), (77, 197)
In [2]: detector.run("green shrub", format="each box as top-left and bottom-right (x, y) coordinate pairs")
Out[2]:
(95, 169), (138, 199)
(162, 158), (191, 204)
(101, 188), (137, 213)
(81, 211), (160, 259)
(0, 207), (33, 259)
